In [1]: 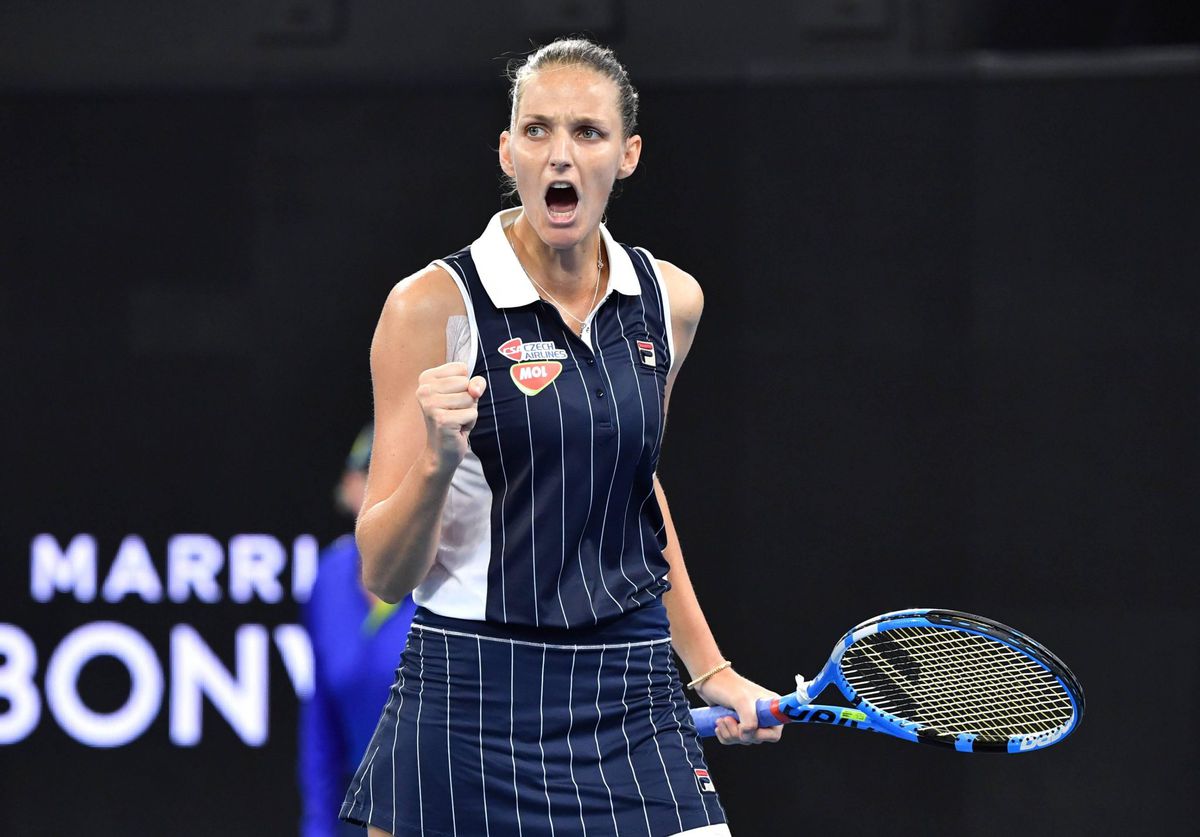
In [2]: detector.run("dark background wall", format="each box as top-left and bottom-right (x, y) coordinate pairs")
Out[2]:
(2, 2), (1197, 835)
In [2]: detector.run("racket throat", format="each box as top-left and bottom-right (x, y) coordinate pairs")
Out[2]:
(794, 673), (816, 704)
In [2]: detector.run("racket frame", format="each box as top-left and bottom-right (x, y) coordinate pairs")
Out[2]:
(693, 608), (1085, 754)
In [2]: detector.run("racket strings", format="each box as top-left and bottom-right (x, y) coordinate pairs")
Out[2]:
(852, 634), (1067, 711)
(847, 659), (1067, 737)
(847, 634), (1071, 738)
(840, 627), (1074, 743)
(848, 640), (1070, 737)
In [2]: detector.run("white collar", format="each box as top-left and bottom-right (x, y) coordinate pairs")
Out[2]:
(469, 207), (641, 309)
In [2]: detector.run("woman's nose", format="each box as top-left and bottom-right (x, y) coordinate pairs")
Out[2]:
(548, 134), (572, 170)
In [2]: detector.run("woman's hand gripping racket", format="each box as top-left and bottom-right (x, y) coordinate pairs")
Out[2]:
(691, 609), (1084, 753)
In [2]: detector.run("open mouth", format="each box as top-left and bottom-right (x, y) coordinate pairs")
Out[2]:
(545, 183), (579, 221)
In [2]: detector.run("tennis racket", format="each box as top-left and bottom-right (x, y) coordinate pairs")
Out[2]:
(690, 608), (1084, 753)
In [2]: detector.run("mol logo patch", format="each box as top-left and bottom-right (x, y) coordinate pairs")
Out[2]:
(510, 361), (562, 396)
(497, 337), (567, 362)
(693, 769), (716, 794)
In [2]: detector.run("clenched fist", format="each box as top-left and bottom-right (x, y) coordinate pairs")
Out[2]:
(415, 362), (487, 473)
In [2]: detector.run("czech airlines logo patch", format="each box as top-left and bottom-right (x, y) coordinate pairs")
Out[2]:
(510, 361), (562, 396)
(498, 337), (567, 362)
(694, 769), (716, 794)
(636, 340), (656, 367)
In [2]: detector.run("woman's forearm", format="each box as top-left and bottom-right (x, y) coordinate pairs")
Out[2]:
(356, 448), (456, 603)
(663, 562), (725, 681)
(655, 476), (725, 680)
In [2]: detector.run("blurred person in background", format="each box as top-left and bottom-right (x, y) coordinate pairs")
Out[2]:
(300, 424), (417, 837)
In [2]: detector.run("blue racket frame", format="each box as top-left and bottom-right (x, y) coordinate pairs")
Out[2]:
(690, 608), (1085, 753)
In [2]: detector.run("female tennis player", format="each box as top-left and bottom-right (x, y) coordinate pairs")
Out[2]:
(340, 38), (780, 837)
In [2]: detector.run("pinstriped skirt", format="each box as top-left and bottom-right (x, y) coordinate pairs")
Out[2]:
(340, 606), (728, 837)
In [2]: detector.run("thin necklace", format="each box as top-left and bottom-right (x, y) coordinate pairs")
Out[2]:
(505, 224), (604, 335)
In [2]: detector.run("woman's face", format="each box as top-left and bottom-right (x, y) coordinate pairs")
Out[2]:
(500, 65), (641, 252)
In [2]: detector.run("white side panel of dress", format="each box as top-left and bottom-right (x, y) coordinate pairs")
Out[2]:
(411, 267), (491, 620)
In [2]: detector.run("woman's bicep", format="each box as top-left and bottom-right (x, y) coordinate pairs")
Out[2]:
(657, 260), (704, 412)
(361, 267), (465, 515)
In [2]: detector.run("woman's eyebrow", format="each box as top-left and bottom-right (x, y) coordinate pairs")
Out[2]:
(520, 112), (609, 125)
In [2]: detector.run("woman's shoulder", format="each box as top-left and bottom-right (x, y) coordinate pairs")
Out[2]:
(380, 263), (467, 325)
(653, 259), (704, 325)
(619, 240), (703, 316)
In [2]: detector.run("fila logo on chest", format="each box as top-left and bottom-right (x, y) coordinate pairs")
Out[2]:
(636, 340), (656, 367)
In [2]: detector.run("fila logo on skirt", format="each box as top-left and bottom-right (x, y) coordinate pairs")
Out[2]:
(694, 769), (716, 793)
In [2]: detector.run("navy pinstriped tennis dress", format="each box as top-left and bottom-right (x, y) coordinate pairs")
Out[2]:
(341, 209), (728, 836)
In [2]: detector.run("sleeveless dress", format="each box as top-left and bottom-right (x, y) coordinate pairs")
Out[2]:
(340, 209), (729, 836)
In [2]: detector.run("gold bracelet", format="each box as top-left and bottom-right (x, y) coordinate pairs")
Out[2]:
(687, 660), (732, 690)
